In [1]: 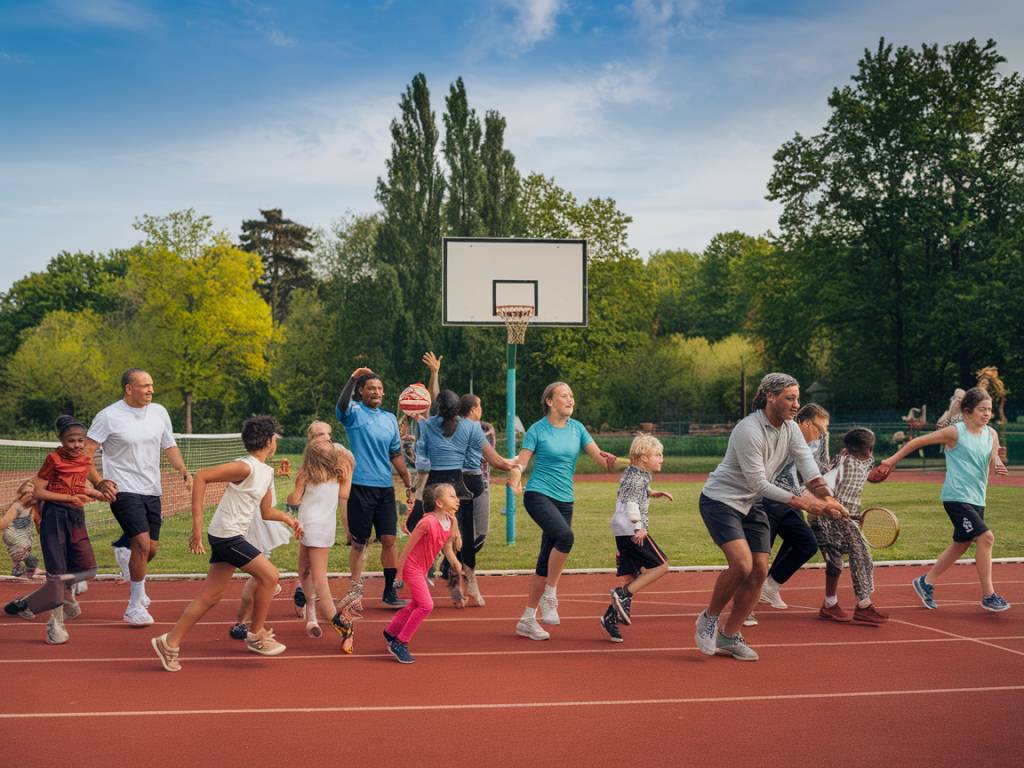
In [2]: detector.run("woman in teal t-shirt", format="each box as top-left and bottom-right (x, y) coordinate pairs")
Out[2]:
(511, 382), (617, 641)
(879, 387), (1010, 612)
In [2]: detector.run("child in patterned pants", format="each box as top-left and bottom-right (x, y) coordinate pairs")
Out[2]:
(3, 479), (41, 577)
(811, 428), (888, 625)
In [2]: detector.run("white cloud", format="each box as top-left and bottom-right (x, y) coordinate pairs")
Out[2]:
(466, 0), (566, 58)
(513, 0), (563, 47)
(625, 0), (725, 47)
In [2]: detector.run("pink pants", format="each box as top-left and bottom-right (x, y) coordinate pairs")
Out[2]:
(385, 567), (433, 644)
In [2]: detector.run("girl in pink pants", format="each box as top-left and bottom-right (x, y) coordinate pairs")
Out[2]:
(384, 483), (463, 664)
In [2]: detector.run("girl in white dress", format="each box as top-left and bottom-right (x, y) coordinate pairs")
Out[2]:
(287, 439), (354, 647)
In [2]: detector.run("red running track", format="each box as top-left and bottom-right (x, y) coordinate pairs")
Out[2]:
(2, 564), (1023, 768)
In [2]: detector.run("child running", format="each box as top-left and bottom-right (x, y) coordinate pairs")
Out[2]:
(3, 416), (107, 643)
(601, 434), (673, 642)
(383, 483), (463, 664)
(152, 416), (302, 672)
(878, 386), (1010, 612)
(288, 439), (357, 652)
(811, 428), (887, 625)
(3, 479), (42, 579)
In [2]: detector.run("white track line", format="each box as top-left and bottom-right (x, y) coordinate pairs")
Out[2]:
(4, 635), (1024, 665)
(4, 685), (1024, 720)
(892, 617), (1024, 658)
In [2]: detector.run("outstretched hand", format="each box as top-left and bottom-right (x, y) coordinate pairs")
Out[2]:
(422, 351), (443, 372)
(650, 490), (674, 502)
(599, 451), (617, 471)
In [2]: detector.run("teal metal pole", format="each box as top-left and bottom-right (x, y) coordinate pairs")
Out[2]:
(505, 342), (517, 544)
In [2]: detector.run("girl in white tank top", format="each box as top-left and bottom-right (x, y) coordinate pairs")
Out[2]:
(287, 438), (354, 644)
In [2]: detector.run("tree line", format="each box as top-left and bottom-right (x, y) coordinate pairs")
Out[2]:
(1, 39), (1021, 437)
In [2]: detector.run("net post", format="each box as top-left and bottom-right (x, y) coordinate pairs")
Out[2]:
(505, 341), (517, 545)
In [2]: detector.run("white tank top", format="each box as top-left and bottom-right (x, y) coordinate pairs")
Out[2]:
(299, 480), (340, 523)
(208, 456), (275, 538)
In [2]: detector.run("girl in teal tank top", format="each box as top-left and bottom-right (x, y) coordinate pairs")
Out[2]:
(877, 388), (1010, 612)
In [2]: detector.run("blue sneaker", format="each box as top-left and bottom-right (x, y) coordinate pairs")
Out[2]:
(387, 638), (415, 664)
(982, 593), (1010, 612)
(912, 575), (937, 609)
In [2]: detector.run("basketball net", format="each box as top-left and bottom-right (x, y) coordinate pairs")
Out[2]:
(496, 304), (535, 345)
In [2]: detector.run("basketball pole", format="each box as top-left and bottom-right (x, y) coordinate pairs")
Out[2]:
(505, 340), (517, 545)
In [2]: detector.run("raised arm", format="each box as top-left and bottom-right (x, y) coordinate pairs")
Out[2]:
(422, 352), (443, 401)
(336, 366), (374, 418)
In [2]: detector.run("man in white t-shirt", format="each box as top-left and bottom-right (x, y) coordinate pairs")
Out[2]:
(86, 369), (192, 626)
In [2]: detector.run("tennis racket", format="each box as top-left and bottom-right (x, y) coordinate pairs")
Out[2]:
(859, 507), (900, 549)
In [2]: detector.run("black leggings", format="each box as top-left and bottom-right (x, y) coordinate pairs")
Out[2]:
(524, 491), (574, 577)
(764, 498), (819, 584)
(425, 470), (483, 570)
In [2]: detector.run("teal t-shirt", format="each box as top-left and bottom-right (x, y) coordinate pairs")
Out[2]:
(940, 421), (993, 507)
(523, 417), (593, 503)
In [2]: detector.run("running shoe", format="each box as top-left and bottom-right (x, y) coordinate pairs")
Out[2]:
(982, 593), (1011, 612)
(387, 638), (415, 664)
(538, 593), (560, 625)
(245, 628), (286, 656)
(818, 602), (852, 622)
(229, 622), (248, 640)
(912, 575), (937, 610)
(715, 631), (759, 661)
(853, 604), (889, 624)
(743, 613), (758, 627)
(610, 586), (632, 625)
(515, 617), (550, 641)
(599, 606), (624, 643)
(152, 633), (181, 672)
(331, 614), (355, 654)
(5, 598), (34, 620)
(694, 609), (719, 655)
(123, 606), (155, 626)
(46, 612), (68, 645)
(759, 581), (788, 609)
(293, 583), (306, 617)
(63, 597), (82, 620)
(382, 589), (408, 608)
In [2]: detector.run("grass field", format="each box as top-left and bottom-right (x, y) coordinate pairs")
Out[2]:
(81, 471), (1024, 575)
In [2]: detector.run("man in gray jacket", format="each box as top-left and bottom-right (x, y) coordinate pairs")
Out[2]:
(694, 373), (847, 661)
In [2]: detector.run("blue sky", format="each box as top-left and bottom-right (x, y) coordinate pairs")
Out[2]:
(2, 0), (1022, 291)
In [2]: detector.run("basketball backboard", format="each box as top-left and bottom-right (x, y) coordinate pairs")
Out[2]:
(442, 237), (587, 327)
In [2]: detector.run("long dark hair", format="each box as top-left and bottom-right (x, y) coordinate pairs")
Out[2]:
(459, 393), (480, 417)
(436, 390), (460, 437)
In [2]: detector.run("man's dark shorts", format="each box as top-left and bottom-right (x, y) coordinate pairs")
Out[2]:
(699, 493), (771, 553)
(111, 493), (162, 541)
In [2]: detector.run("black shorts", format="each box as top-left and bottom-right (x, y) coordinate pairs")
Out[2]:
(942, 501), (989, 542)
(347, 484), (397, 545)
(208, 534), (261, 568)
(40, 502), (96, 575)
(699, 494), (771, 553)
(615, 533), (668, 576)
(111, 493), (163, 541)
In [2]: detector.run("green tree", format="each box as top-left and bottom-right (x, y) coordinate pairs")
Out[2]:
(767, 38), (1024, 409)
(128, 215), (272, 433)
(239, 208), (315, 324)
(269, 289), (337, 431)
(2, 310), (122, 427)
(376, 73), (446, 384)
(646, 249), (700, 336)
(0, 250), (129, 364)
(480, 110), (524, 237)
(443, 77), (484, 237)
(690, 232), (771, 342)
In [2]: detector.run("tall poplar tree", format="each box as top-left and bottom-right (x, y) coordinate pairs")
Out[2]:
(443, 77), (484, 237)
(375, 73), (446, 383)
(480, 110), (524, 237)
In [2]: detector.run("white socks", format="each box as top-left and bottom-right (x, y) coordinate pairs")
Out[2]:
(521, 607), (537, 622)
(129, 579), (145, 608)
(824, 595), (838, 607)
(543, 585), (556, 599)
(857, 598), (872, 609)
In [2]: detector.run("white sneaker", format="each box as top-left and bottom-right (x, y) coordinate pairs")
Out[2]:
(246, 628), (287, 656)
(538, 593), (560, 625)
(63, 598), (82, 620)
(515, 617), (550, 641)
(694, 609), (719, 656)
(743, 613), (758, 627)
(124, 606), (155, 626)
(114, 546), (131, 581)
(46, 614), (69, 645)
(759, 582), (788, 609)
(141, 593), (151, 608)
(71, 581), (88, 595)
